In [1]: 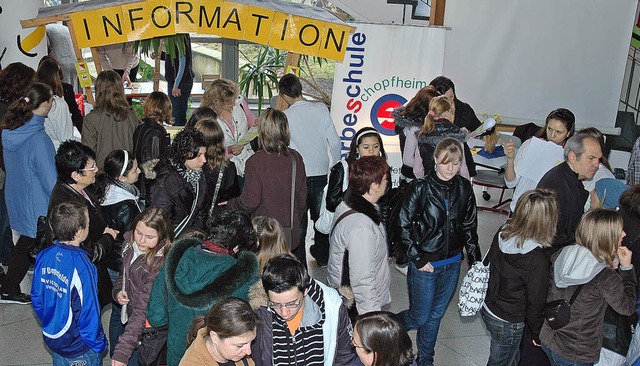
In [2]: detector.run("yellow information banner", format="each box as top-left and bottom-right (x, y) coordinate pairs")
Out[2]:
(75, 61), (93, 88)
(68, 0), (352, 61)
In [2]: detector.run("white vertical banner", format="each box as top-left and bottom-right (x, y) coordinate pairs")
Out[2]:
(331, 23), (446, 186)
(0, 0), (47, 69)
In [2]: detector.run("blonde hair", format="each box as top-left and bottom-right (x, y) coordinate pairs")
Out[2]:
(194, 118), (227, 170)
(201, 79), (239, 114)
(143, 91), (172, 123)
(501, 189), (558, 248)
(258, 108), (290, 155)
(419, 95), (451, 137)
(252, 216), (290, 272)
(576, 209), (624, 266)
(433, 137), (463, 164)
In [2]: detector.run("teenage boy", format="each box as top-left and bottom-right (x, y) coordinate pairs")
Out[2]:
(31, 201), (108, 366)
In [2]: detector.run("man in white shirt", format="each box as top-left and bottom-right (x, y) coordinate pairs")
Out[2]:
(279, 74), (341, 267)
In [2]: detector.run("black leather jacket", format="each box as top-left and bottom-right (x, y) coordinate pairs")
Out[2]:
(398, 170), (481, 268)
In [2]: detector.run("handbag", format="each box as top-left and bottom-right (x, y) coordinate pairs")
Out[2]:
(138, 282), (169, 366)
(602, 304), (637, 356)
(283, 152), (296, 247)
(315, 160), (349, 234)
(543, 284), (585, 330)
(207, 164), (226, 222)
(458, 249), (491, 317)
(29, 216), (51, 259)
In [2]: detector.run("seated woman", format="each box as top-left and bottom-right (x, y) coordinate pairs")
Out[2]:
(228, 108), (307, 262)
(540, 209), (636, 365)
(504, 108), (575, 212)
(352, 311), (416, 366)
(48, 140), (118, 307)
(181, 297), (258, 366)
(146, 209), (259, 366)
(149, 128), (209, 237)
(327, 156), (391, 316)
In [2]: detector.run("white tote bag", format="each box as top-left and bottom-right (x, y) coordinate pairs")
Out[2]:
(315, 160), (348, 234)
(458, 250), (491, 317)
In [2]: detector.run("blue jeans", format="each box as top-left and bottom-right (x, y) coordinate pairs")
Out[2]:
(304, 175), (328, 266)
(399, 260), (461, 366)
(481, 308), (524, 366)
(52, 348), (102, 366)
(168, 79), (193, 126)
(542, 344), (593, 366)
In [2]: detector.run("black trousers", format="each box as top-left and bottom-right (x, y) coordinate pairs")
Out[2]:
(1, 235), (34, 295)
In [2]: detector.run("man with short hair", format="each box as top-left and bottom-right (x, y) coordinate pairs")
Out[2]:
(279, 74), (340, 267)
(537, 133), (603, 251)
(251, 254), (355, 366)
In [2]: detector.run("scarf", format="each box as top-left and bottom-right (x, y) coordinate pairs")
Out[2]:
(172, 159), (203, 191)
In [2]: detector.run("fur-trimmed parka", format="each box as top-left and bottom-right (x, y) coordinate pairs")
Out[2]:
(146, 237), (259, 366)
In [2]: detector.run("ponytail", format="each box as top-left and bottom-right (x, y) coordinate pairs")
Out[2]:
(0, 83), (52, 130)
(186, 315), (207, 346)
(418, 95), (451, 137)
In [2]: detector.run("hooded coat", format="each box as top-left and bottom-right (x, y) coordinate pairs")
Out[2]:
(539, 244), (636, 363)
(483, 231), (550, 342)
(146, 237), (259, 366)
(101, 182), (142, 271)
(2, 114), (57, 237)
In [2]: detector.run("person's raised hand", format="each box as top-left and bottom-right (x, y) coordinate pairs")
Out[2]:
(502, 138), (516, 160)
(618, 246), (632, 267)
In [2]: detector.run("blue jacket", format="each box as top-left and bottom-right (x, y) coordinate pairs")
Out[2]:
(31, 241), (108, 357)
(2, 114), (57, 237)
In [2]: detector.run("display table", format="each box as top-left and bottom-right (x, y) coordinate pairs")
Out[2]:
(125, 81), (206, 99)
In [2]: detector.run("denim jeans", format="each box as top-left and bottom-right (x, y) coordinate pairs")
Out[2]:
(168, 79), (193, 126)
(481, 308), (524, 366)
(304, 175), (329, 266)
(52, 348), (102, 366)
(542, 344), (593, 366)
(398, 260), (461, 366)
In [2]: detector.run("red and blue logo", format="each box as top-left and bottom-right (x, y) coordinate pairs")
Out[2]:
(370, 93), (407, 136)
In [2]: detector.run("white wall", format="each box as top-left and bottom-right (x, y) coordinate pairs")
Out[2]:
(442, 0), (638, 134)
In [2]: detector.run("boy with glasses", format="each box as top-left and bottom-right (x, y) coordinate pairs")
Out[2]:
(252, 254), (355, 366)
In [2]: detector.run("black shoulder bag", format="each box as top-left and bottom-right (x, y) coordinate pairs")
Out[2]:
(543, 283), (585, 330)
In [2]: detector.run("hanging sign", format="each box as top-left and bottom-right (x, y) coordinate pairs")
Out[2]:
(69, 0), (353, 61)
(75, 61), (93, 88)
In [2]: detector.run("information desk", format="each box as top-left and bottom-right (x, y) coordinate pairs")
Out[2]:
(125, 81), (206, 99)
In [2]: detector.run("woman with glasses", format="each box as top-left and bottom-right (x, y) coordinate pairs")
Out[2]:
(47, 140), (118, 308)
(228, 108), (307, 261)
(201, 78), (256, 181)
(147, 209), (259, 366)
(0, 83), (58, 304)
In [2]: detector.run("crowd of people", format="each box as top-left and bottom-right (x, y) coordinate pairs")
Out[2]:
(1, 48), (640, 366)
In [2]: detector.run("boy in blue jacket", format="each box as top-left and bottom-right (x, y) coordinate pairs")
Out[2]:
(31, 201), (108, 365)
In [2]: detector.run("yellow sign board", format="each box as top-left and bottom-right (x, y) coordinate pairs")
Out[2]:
(69, 0), (352, 61)
(75, 61), (93, 88)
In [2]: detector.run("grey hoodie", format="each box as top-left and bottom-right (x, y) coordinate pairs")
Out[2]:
(499, 235), (542, 255)
(553, 244), (607, 288)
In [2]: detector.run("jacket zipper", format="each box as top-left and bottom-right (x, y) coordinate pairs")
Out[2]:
(444, 189), (451, 259)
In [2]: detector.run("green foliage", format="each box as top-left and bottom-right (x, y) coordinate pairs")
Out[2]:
(238, 46), (285, 112)
(136, 59), (155, 81)
(133, 34), (188, 60)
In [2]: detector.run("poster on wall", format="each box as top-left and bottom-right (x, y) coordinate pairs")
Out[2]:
(330, 23), (446, 186)
(0, 1), (47, 69)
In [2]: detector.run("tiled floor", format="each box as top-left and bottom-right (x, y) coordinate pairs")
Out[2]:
(0, 185), (510, 366)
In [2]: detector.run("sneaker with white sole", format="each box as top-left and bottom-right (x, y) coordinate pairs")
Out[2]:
(0, 292), (31, 304)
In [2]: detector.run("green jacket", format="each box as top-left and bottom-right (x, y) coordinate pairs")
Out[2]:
(146, 237), (259, 366)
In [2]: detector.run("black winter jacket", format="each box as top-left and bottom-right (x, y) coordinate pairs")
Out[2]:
(398, 170), (481, 268)
(149, 163), (210, 235)
(47, 181), (115, 307)
(393, 107), (423, 179)
(484, 231), (550, 343)
(133, 118), (171, 198)
(203, 161), (240, 219)
(102, 199), (141, 271)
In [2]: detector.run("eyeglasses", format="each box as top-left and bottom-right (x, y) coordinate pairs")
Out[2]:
(80, 162), (98, 172)
(268, 296), (304, 310)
